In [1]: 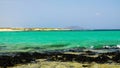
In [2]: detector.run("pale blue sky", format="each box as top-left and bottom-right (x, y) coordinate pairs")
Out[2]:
(0, 0), (120, 29)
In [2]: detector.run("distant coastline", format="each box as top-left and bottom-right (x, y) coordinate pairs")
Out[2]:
(0, 28), (120, 31)
(0, 28), (71, 31)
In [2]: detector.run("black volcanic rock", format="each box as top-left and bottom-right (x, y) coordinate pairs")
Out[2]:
(75, 55), (94, 63)
(0, 55), (14, 68)
(0, 48), (120, 67)
(112, 52), (120, 63)
(85, 50), (97, 55)
(61, 54), (77, 61)
(13, 52), (35, 63)
(94, 54), (110, 63)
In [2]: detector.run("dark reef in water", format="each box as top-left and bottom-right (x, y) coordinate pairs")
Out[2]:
(0, 48), (120, 68)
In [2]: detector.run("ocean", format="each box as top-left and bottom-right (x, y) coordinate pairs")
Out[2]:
(0, 30), (120, 52)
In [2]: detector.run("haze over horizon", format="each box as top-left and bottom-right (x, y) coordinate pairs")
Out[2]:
(0, 0), (120, 29)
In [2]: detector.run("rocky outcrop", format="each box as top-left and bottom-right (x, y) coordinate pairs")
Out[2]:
(0, 48), (120, 68)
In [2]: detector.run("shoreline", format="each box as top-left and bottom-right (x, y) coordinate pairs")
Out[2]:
(0, 48), (120, 68)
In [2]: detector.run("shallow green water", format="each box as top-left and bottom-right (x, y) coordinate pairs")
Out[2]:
(0, 31), (120, 52)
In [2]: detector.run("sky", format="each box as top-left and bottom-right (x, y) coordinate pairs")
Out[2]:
(0, 0), (120, 29)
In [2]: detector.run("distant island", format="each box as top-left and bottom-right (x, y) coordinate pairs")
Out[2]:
(0, 28), (71, 31)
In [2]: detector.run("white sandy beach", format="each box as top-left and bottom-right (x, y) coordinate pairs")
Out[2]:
(8, 59), (120, 68)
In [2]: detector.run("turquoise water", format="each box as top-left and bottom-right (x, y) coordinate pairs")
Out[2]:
(0, 31), (120, 52)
